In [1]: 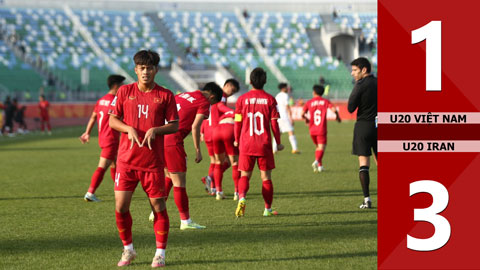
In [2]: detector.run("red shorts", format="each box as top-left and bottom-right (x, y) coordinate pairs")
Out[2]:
(100, 145), (118, 161)
(114, 166), (166, 198)
(164, 144), (187, 173)
(310, 134), (327, 145)
(213, 124), (239, 156)
(205, 140), (215, 157)
(238, 151), (275, 172)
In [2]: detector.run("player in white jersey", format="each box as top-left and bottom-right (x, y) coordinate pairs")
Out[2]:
(274, 83), (299, 154)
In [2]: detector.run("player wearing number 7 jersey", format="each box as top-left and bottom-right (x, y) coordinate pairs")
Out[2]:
(233, 67), (284, 217)
(80, 74), (126, 202)
(302, 84), (341, 173)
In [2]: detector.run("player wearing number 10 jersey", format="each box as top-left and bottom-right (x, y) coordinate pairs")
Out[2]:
(80, 74), (126, 202)
(234, 67), (284, 217)
(302, 85), (341, 173)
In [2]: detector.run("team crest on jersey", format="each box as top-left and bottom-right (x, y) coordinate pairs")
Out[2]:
(129, 96), (136, 100)
(154, 97), (163, 103)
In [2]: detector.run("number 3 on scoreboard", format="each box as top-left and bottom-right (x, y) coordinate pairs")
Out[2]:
(408, 180), (451, 251)
(411, 21), (442, 91)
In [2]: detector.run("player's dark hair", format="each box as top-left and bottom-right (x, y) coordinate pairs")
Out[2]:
(350, 57), (371, 73)
(313, 84), (325, 96)
(40, 94), (45, 99)
(202, 82), (223, 103)
(107, 74), (126, 89)
(278, 83), (288, 91)
(224, 78), (239, 92)
(133, 50), (160, 66)
(250, 67), (267, 89)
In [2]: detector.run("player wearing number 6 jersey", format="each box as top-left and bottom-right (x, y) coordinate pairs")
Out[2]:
(109, 50), (179, 268)
(302, 85), (341, 173)
(233, 67), (284, 217)
(80, 75), (125, 202)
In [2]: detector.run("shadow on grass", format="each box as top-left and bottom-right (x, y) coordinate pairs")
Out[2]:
(245, 189), (377, 199)
(1, 146), (83, 151)
(0, 218), (377, 255)
(0, 126), (85, 147)
(0, 195), (83, 201)
(279, 210), (377, 217)
(167, 251), (378, 266)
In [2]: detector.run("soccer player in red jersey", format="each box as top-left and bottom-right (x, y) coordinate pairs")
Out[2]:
(38, 94), (51, 134)
(211, 79), (240, 200)
(302, 85), (341, 173)
(79, 74), (126, 202)
(233, 67), (284, 217)
(153, 82), (223, 230)
(200, 120), (217, 195)
(109, 50), (179, 268)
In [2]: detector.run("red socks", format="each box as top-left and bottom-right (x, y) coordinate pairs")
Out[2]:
(164, 177), (173, 199)
(173, 187), (190, 220)
(88, 167), (106, 193)
(222, 161), (230, 172)
(315, 150), (325, 165)
(153, 210), (169, 249)
(110, 167), (116, 182)
(232, 165), (240, 193)
(238, 176), (250, 199)
(115, 211), (132, 246)
(262, 180), (274, 209)
(208, 163), (215, 179)
(214, 164), (223, 192)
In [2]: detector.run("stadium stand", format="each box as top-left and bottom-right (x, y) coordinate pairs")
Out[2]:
(0, 39), (44, 100)
(160, 11), (276, 90)
(335, 12), (377, 69)
(0, 6), (377, 100)
(245, 11), (353, 98)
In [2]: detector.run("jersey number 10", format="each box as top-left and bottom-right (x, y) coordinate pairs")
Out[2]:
(247, 112), (265, 136)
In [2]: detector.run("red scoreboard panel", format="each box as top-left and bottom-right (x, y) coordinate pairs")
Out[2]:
(379, 0), (480, 269)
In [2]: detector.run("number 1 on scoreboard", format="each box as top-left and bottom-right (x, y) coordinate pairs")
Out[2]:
(411, 21), (442, 91)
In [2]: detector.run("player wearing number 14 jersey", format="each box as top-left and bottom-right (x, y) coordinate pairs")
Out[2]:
(234, 67), (284, 217)
(109, 50), (179, 268)
(80, 75), (126, 202)
(302, 85), (341, 173)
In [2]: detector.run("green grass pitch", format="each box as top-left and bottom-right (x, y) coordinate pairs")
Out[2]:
(0, 121), (376, 269)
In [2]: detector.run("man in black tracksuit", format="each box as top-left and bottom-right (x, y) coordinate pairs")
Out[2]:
(348, 57), (377, 209)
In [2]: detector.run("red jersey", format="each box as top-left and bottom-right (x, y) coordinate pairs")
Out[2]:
(303, 96), (332, 135)
(201, 119), (213, 142)
(39, 100), (49, 118)
(109, 83), (178, 172)
(94, 93), (119, 148)
(235, 89), (279, 156)
(165, 90), (210, 146)
(210, 94), (234, 127)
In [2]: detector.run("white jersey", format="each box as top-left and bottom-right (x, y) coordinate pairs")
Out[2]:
(275, 92), (290, 121)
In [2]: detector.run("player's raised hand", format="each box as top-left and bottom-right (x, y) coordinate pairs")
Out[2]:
(127, 127), (141, 149)
(277, 144), (285, 151)
(195, 150), (203, 163)
(142, 127), (156, 150)
(79, 133), (90, 144)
